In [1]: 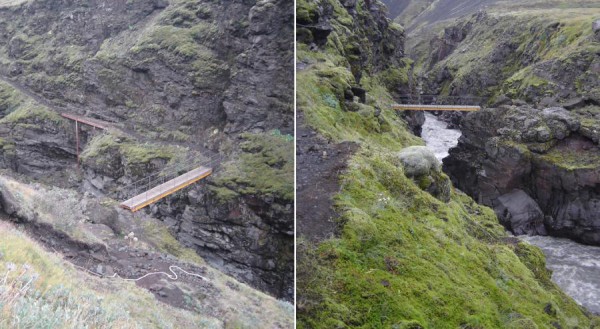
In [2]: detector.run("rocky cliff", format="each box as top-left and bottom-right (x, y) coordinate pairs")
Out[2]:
(411, 4), (600, 108)
(0, 0), (293, 302)
(444, 105), (600, 245)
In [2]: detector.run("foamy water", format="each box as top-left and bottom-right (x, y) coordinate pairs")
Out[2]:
(521, 235), (600, 314)
(421, 112), (462, 161)
(421, 113), (600, 315)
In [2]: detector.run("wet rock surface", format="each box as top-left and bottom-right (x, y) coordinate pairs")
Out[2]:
(444, 105), (600, 244)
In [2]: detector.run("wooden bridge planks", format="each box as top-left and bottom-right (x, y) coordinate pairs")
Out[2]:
(61, 113), (112, 129)
(392, 104), (481, 111)
(120, 166), (213, 212)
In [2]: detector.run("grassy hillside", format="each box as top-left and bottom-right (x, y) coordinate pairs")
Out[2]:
(296, 0), (600, 327)
(409, 1), (600, 105)
(0, 221), (218, 328)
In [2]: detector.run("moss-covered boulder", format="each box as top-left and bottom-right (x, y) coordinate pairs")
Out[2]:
(398, 146), (451, 202)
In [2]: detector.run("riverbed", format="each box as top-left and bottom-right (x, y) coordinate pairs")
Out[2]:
(421, 112), (600, 315)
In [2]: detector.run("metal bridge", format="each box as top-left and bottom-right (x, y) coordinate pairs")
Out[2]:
(61, 113), (220, 213)
(119, 154), (221, 212)
(392, 94), (484, 112)
(61, 113), (113, 169)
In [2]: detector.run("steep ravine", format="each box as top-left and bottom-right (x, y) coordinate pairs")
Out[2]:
(423, 112), (600, 316)
(0, 0), (293, 302)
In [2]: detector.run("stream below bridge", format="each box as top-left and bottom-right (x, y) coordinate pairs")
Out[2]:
(421, 112), (600, 315)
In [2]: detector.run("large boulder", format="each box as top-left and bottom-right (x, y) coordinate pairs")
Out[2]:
(399, 146), (450, 202)
(399, 146), (440, 177)
(495, 189), (546, 235)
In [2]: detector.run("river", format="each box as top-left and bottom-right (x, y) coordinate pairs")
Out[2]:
(421, 112), (600, 315)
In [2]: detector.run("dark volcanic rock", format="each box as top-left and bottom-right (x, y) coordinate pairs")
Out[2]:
(495, 189), (546, 236)
(150, 183), (294, 301)
(444, 106), (600, 244)
(0, 0), (294, 301)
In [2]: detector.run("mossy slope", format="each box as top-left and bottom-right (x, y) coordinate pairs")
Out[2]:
(296, 0), (599, 327)
(409, 3), (600, 104)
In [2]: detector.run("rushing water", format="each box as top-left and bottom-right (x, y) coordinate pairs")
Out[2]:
(521, 236), (600, 314)
(421, 113), (462, 161)
(421, 113), (600, 315)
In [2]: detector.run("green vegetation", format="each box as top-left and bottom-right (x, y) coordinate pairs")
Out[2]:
(298, 149), (594, 328)
(0, 82), (24, 116)
(538, 146), (600, 170)
(0, 221), (220, 328)
(409, 4), (600, 101)
(214, 131), (294, 201)
(81, 131), (189, 178)
(140, 219), (205, 264)
(129, 0), (227, 90)
(0, 102), (65, 127)
(297, 0), (598, 327)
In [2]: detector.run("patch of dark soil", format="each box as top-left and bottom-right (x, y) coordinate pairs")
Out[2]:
(4, 213), (212, 312)
(296, 112), (358, 242)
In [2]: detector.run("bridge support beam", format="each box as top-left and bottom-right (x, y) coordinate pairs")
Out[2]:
(75, 121), (79, 170)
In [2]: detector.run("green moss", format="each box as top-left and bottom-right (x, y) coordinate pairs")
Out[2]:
(537, 145), (600, 170)
(377, 60), (412, 91)
(297, 60), (421, 149)
(0, 82), (24, 115)
(298, 151), (592, 328)
(0, 102), (65, 127)
(214, 131), (293, 201)
(208, 185), (239, 202)
(140, 219), (204, 264)
(297, 1), (597, 326)
(297, 0), (319, 24)
(81, 131), (188, 177)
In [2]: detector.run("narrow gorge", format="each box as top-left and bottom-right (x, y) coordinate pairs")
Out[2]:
(297, 0), (600, 327)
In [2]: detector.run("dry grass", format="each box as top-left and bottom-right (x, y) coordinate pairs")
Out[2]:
(0, 0), (28, 7)
(0, 221), (220, 329)
(0, 175), (294, 328)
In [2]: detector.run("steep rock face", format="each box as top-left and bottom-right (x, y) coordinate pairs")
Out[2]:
(0, 0), (293, 136)
(411, 10), (600, 108)
(148, 184), (293, 300)
(444, 105), (600, 244)
(0, 0), (294, 301)
(298, 0), (409, 87)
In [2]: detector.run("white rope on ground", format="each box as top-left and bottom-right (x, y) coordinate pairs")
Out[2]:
(72, 264), (210, 282)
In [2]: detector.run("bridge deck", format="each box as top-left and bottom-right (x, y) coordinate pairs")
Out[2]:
(120, 166), (213, 212)
(392, 104), (481, 111)
(61, 113), (112, 129)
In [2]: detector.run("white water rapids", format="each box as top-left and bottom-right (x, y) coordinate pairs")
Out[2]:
(421, 112), (600, 315)
(421, 113), (462, 161)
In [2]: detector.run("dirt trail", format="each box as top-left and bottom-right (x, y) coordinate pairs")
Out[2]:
(296, 112), (358, 242)
(8, 213), (215, 312)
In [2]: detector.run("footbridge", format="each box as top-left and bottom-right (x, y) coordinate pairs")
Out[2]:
(392, 94), (483, 112)
(119, 154), (221, 212)
(61, 113), (113, 169)
(61, 113), (220, 213)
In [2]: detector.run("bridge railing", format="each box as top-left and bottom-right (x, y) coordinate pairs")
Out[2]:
(121, 153), (223, 199)
(396, 94), (485, 106)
